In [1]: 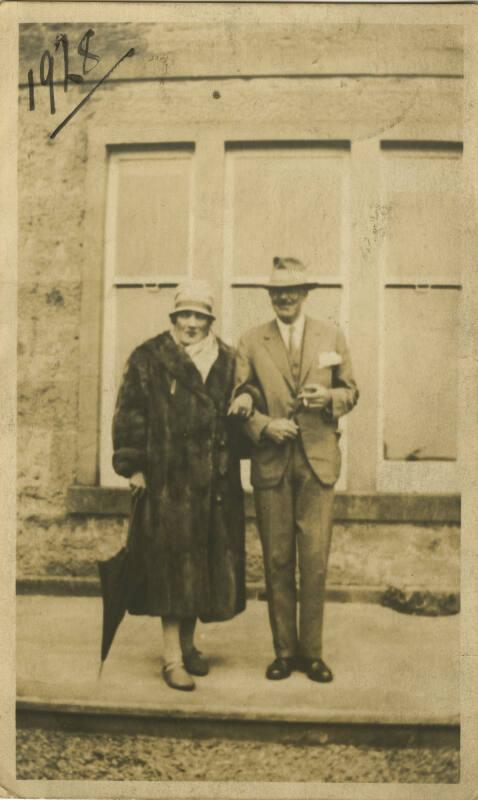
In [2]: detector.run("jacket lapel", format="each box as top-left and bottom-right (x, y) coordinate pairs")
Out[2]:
(262, 320), (295, 393)
(298, 318), (322, 389)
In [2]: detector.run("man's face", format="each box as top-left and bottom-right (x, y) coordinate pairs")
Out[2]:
(269, 287), (308, 324)
(173, 311), (212, 345)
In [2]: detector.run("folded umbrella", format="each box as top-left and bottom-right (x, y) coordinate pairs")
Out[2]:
(97, 490), (146, 674)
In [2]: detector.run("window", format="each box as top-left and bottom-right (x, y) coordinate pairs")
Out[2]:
(223, 141), (351, 489)
(378, 142), (463, 492)
(101, 146), (195, 486)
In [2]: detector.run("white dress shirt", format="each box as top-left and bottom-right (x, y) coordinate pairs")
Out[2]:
(276, 313), (305, 353)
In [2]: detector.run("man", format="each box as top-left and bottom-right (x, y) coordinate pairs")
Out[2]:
(230, 257), (358, 682)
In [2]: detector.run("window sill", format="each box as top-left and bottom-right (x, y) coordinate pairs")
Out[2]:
(66, 486), (460, 523)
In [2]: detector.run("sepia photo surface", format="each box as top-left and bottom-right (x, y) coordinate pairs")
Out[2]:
(2, 2), (478, 798)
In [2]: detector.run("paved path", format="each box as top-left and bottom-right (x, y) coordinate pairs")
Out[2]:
(17, 597), (459, 726)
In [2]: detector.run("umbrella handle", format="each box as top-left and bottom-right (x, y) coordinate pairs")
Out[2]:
(125, 488), (146, 551)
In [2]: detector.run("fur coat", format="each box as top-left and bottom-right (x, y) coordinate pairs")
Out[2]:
(112, 331), (246, 621)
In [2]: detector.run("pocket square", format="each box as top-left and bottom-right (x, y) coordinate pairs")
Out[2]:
(318, 351), (342, 368)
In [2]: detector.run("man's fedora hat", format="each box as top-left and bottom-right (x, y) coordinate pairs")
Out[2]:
(261, 257), (320, 290)
(169, 279), (216, 320)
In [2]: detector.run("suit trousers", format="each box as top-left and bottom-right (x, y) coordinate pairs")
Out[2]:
(254, 438), (334, 660)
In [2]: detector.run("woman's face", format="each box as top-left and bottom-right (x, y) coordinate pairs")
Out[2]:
(173, 310), (212, 345)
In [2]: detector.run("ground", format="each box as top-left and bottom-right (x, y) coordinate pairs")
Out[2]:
(16, 729), (459, 783)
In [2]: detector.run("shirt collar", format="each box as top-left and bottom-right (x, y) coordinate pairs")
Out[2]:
(275, 312), (306, 345)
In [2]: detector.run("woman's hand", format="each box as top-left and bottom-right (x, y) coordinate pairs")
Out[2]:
(129, 471), (146, 493)
(228, 393), (254, 418)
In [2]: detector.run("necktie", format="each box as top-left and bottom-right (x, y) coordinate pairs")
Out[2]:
(288, 324), (301, 386)
(288, 324), (295, 355)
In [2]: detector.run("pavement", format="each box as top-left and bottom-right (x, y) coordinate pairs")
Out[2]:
(17, 596), (459, 732)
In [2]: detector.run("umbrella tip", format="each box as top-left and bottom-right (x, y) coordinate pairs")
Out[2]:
(97, 661), (105, 680)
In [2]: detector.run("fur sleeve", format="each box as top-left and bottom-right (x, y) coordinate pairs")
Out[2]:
(112, 350), (149, 478)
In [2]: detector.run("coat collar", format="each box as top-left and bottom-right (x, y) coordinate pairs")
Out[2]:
(143, 332), (231, 403)
(146, 332), (205, 395)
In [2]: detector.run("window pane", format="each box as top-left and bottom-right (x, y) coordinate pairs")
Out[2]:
(226, 143), (349, 278)
(115, 149), (194, 278)
(230, 287), (342, 344)
(114, 287), (175, 386)
(381, 149), (463, 281)
(383, 288), (460, 461)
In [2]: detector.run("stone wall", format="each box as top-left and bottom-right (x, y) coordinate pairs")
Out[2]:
(16, 514), (460, 593)
(18, 89), (87, 530)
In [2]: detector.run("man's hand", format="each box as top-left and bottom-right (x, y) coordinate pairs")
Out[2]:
(264, 418), (299, 444)
(299, 384), (332, 410)
(129, 471), (146, 493)
(228, 393), (254, 419)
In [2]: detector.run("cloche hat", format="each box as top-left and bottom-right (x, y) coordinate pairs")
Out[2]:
(169, 280), (216, 320)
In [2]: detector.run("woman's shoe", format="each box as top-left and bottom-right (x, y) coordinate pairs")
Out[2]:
(183, 647), (209, 676)
(162, 662), (196, 691)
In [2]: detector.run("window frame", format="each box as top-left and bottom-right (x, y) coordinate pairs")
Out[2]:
(78, 124), (205, 486)
(376, 142), (463, 493)
(100, 146), (196, 487)
(222, 139), (352, 490)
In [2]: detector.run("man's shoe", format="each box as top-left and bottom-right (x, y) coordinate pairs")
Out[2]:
(162, 662), (196, 691)
(304, 658), (333, 683)
(265, 657), (295, 680)
(183, 647), (209, 677)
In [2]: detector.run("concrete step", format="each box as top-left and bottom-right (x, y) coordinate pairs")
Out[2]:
(16, 597), (459, 747)
(17, 576), (387, 603)
(15, 577), (460, 613)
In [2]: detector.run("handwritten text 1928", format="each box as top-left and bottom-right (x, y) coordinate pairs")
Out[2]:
(27, 28), (135, 139)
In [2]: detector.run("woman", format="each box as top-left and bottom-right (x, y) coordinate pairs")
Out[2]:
(112, 280), (246, 691)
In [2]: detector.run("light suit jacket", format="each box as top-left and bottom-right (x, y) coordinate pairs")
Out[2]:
(234, 317), (359, 489)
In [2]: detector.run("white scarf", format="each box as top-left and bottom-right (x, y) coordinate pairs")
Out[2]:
(173, 330), (219, 382)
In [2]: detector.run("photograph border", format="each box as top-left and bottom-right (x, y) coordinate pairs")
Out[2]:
(3, 2), (478, 798)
